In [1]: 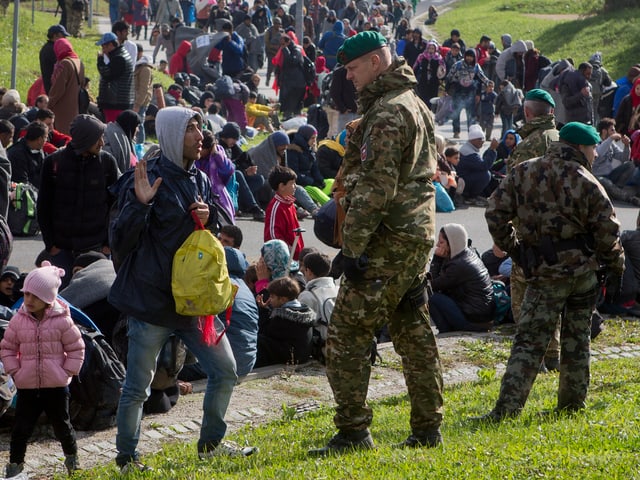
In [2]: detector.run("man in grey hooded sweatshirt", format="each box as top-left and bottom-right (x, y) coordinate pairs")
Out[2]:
(109, 106), (257, 473)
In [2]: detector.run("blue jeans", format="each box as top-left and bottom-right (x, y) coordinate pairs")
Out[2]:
(451, 92), (476, 135)
(429, 293), (490, 333)
(115, 317), (237, 465)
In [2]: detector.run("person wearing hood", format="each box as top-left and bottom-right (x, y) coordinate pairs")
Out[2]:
(215, 21), (247, 77)
(614, 76), (640, 137)
(103, 110), (141, 173)
(287, 125), (325, 189)
(428, 223), (494, 333)
(613, 64), (640, 117)
(169, 40), (193, 76)
(445, 48), (490, 138)
(318, 20), (346, 70)
(48, 38), (84, 135)
(493, 128), (520, 174)
(495, 79), (522, 138)
(109, 107), (257, 472)
(480, 122), (624, 423)
(133, 43), (154, 145)
(309, 31), (443, 456)
(413, 40), (445, 110)
(37, 115), (120, 286)
(455, 124), (498, 206)
(222, 246), (259, 376)
(587, 52), (612, 124)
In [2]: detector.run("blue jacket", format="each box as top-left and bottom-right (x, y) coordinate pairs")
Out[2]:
(108, 154), (216, 328)
(216, 32), (246, 76)
(318, 21), (345, 70)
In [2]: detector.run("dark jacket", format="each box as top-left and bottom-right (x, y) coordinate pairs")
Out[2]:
(255, 301), (315, 367)
(287, 134), (324, 187)
(97, 44), (135, 111)
(560, 70), (593, 124)
(429, 248), (494, 322)
(37, 146), (120, 252)
(316, 139), (343, 179)
(108, 154), (217, 328)
(7, 140), (44, 189)
(279, 44), (306, 88)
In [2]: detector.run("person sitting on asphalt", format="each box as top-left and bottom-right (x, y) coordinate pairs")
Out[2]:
(455, 124), (498, 206)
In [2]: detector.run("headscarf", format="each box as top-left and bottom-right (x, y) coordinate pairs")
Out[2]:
(261, 239), (294, 279)
(499, 129), (521, 155)
(631, 76), (640, 109)
(116, 110), (142, 141)
(52, 38), (79, 85)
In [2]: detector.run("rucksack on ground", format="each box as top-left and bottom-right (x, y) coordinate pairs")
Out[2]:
(69, 326), (126, 431)
(8, 182), (39, 237)
(492, 279), (512, 324)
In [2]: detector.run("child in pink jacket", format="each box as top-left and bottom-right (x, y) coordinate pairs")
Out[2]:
(0, 261), (85, 478)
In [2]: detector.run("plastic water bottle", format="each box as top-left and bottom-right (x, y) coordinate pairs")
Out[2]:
(135, 144), (145, 161)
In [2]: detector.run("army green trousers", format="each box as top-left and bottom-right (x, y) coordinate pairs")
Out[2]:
(326, 244), (443, 433)
(494, 270), (598, 414)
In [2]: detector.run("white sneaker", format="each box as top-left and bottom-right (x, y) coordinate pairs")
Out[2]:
(198, 440), (258, 459)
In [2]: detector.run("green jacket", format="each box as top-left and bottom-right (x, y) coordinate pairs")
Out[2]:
(507, 113), (559, 172)
(339, 59), (437, 258)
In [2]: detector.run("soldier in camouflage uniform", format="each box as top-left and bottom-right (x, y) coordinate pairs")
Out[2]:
(506, 89), (561, 371)
(309, 31), (444, 456)
(480, 122), (624, 421)
(65, 0), (85, 38)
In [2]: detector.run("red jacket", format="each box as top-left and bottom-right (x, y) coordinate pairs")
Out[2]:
(264, 193), (304, 260)
(1, 299), (84, 389)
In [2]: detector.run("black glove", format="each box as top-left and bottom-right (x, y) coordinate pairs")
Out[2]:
(343, 253), (368, 282)
(604, 274), (623, 304)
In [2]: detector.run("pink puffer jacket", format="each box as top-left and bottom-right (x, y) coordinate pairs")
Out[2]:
(0, 300), (84, 389)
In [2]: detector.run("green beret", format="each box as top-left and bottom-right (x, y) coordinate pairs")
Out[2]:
(524, 88), (555, 107)
(559, 122), (601, 146)
(337, 31), (387, 66)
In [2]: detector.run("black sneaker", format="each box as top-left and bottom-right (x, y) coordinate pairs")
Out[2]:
(308, 429), (375, 456)
(395, 428), (443, 448)
(468, 409), (513, 425)
(252, 208), (266, 222)
(64, 454), (80, 474)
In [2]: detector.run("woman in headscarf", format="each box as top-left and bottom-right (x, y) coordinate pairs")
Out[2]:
(493, 129), (520, 175)
(103, 110), (141, 173)
(615, 76), (640, 137)
(48, 39), (84, 135)
(413, 39), (446, 110)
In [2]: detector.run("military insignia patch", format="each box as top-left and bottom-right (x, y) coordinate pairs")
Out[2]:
(360, 143), (367, 162)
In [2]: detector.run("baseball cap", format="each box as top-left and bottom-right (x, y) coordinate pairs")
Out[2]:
(0, 266), (20, 281)
(48, 24), (70, 38)
(95, 32), (118, 46)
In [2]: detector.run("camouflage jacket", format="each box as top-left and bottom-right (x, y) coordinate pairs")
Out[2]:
(507, 113), (559, 172)
(339, 58), (437, 258)
(486, 142), (624, 281)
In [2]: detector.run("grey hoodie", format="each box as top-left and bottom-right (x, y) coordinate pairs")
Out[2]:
(156, 106), (201, 168)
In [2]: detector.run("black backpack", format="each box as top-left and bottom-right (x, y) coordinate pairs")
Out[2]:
(69, 326), (126, 431)
(8, 183), (39, 237)
(320, 71), (336, 109)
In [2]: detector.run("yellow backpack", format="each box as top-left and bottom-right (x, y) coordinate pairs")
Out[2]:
(172, 211), (237, 318)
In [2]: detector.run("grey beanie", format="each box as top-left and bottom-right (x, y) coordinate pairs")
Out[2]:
(442, 223), (468, 258)
(69, 115), (106, 154)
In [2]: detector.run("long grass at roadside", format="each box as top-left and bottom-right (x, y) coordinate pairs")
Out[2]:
(65, 350), (640, 479)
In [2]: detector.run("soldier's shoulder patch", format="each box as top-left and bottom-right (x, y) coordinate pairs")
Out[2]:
(360, 142), (367, 163)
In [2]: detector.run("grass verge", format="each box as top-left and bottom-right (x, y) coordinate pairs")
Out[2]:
(63, 318), (640, 479)
(431, 0), (639, 80)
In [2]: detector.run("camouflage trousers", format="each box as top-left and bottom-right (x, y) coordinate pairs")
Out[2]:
(494, 270), (598, 414)
(511, 264), (561, 361)
(326, 241), (443, 433)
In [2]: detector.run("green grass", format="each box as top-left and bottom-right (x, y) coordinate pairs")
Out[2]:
(0, 3), (173, 99)
(63, 354), (640, 479)
(432, 0), (640, 80)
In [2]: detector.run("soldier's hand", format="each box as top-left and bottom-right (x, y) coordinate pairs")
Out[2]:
(343, 253), (368, 282)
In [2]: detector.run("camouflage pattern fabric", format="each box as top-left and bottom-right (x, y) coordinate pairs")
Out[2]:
(66, 0), (85, 38)
(507, 113), (559, 172)
(507, 114), (559, 358)
(486, 141), (624, 414)
(326, 58), (443, 433)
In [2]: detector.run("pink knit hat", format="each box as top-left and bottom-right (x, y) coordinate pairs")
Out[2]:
(21, 261), (65, 304)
